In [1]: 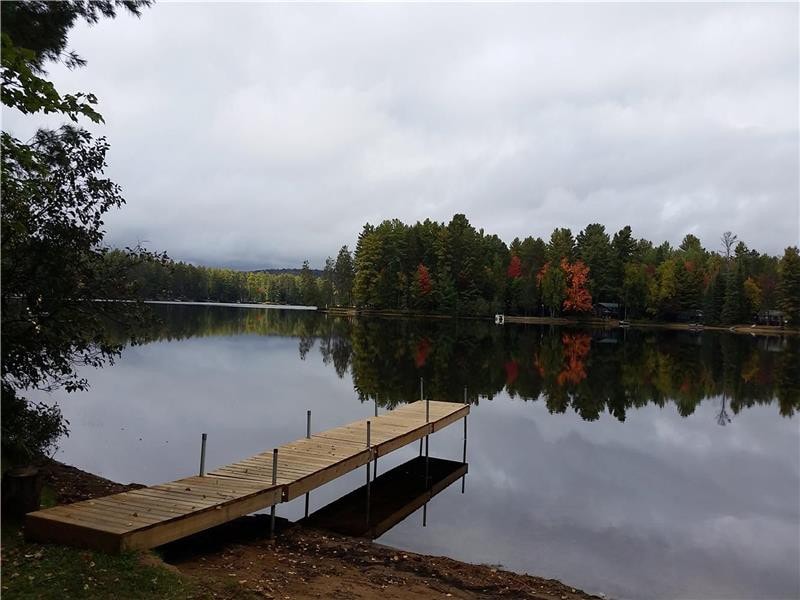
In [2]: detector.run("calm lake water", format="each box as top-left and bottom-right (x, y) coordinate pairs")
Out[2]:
(36, 305), (800, 600)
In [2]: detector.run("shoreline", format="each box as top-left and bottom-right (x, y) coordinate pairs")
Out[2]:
(135, 300), (797, 337)
(6, 460), (602, 600)
(318, 307), (798, 336)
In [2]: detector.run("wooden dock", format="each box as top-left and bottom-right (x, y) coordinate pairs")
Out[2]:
(25, 400), (469, 553)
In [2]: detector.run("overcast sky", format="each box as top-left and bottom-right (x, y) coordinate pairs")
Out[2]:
(4, 2), (798, 269)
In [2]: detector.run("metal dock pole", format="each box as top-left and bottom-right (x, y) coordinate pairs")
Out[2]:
(199, 433), (207, 476)
(366, 420), (372, 524)
(305, 410), (311, 518)
(419, 378), (424, 456)
(462, 387), (468, 493)
(425, 393), (430, 486)
(373, 399), (378, 479)
(270, 448), (278, 538)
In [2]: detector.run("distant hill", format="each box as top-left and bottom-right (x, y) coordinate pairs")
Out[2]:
(252, 267), (324, 277)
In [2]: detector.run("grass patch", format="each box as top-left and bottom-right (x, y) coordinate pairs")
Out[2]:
(1, 516), (202, 599)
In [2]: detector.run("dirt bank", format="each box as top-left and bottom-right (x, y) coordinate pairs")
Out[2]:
(16, 460), (603, 600)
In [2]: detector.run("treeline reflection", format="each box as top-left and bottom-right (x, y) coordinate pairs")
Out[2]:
(134, 305), (799, 420)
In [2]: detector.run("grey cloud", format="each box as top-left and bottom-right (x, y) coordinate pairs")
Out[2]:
(3, 2), (797, 268)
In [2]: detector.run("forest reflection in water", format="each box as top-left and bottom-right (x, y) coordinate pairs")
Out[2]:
(134, 303), (799, 421)
(52, 303), (798, 600)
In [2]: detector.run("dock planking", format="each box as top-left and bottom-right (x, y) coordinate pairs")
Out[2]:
(25, 400), (469, 553)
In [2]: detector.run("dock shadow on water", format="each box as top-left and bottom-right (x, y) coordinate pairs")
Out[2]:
(159, 455), (467, 563)
(300, 456), (467, 539)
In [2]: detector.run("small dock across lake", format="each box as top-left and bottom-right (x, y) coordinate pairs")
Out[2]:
(25, 400), (469, 553)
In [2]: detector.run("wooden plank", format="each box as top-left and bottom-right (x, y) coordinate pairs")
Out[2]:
(25, 513), (125, 553)
(25, 400), (469, 553)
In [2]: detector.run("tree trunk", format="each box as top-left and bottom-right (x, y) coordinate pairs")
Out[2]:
(2, 466), (43, 517)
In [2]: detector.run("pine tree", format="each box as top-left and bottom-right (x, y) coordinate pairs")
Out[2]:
(704, 271), (726, 325)
(778, 246), (800, 324)
(298, 260), (319, 306)
(333, 245), (354, 306)
(576, 223), (614, 301)
(721, 262), (746, 324)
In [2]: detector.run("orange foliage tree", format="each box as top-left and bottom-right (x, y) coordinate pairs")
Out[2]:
(556, 333), (591, 386)
(507, 255), (522, 279)
(561, 258), (592, 313)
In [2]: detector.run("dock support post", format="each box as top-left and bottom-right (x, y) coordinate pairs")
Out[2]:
(366, 420), (372, 524)
(270, 448), (278, 538)
(199, 433), (207, 477)
(373, 399), (378, 479)
(423, 502), (427, 527)
(305, 410), (311, 518)
(419, 378), (424, 456)
(462, 389), (468, 493)
(425, 386), (430, 485)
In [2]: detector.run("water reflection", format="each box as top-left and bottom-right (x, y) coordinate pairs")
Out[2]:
(134, 304), (799, 419)
(43, 304), (798, 599)
(302, 456), (467, 539)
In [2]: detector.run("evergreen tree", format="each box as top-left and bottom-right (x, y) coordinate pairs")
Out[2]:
(299, 260), (319, 306)
(704, 270), (726, 325)
(353, 224), (379, 307)
(721, 262), (747, 324)
(319, 256), (335, 307)
(547, 228), (575, 263)
(778, 246), (800, 324)
(333, 245), (354, 306)
(576, 223), (615, 301)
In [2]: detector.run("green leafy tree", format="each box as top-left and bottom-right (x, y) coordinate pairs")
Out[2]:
(538, 262), (567, 316)
(743, 277), (762, 315)
(622, 263), (649, 318)
(1, 0), (154, 463)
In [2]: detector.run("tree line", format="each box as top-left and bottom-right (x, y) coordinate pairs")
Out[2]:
(134, 304), (800, 419)
(123, 214), (800, 325)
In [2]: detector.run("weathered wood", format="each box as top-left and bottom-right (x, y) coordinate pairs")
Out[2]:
(24, 400), (468, 552)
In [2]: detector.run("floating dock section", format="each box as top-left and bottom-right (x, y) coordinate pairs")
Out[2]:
(25, 400), (468, 553)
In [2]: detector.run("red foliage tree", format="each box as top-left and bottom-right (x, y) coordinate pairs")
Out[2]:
(414, 337), (432, 367)
(507, 255), (522, 279)
(561, 258), (593, 313)
(504, 360), (519, 385)
(416, 263), (432, 296)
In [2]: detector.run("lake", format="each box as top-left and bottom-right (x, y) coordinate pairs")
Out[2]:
(35, 304), (800, 600)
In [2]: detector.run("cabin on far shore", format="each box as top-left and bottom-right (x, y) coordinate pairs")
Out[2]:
(593, 302), (621, 319)
(755, 310), (787, 326)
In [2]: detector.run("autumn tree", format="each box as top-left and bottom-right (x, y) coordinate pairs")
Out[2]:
(411, 263), (434, 310)
(562, 258), (593, 313)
